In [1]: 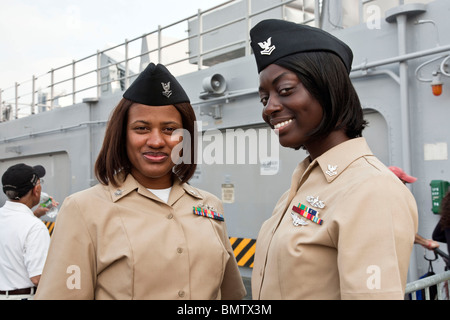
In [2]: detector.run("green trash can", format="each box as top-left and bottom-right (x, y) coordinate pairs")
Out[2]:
(430, 180), (450, 214)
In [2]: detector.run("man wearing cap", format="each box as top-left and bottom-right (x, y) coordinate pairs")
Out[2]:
(0, 163), (50, 300)
(249, 19), (418, 299)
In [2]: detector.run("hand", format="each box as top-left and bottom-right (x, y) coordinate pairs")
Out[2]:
(34, 206), (49, 218)
(423, 239), (440, 250)
(415, 234), (440, 250)
(50, 197), (59, 207)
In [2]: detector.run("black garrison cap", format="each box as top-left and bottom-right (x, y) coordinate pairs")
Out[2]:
(123, 63), (190, 105)
(250, 19), (353, 74)
(2, 163), (46, 198)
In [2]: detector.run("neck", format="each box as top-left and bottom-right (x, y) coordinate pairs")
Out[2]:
(10, 197), (35, 209)
(131, 169), (174, 189)
(305, 130), (350, 160)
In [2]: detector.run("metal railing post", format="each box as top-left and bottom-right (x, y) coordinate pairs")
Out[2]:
(15, 82), (19, 119)
(72, 60), (76, 105)
(158, 25), (162, 64)
(125, 39), (130, 89)
(50, 69), (54, 109)
(96, 50), (101, 99)
(0, 89), (3, 122)
(197, 9), (203, 70)
(315, 0), (321, 27)
(31, 75), (36, 115)
(245, 0), (251, 56)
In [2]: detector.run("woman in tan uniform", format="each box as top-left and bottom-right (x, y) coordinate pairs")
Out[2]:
(249, 19), (418, 299)
(35, 63), (245, 300)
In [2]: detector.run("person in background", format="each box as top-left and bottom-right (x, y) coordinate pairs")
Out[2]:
(249, 19), (418, 300)
(432, 191), (450, 269)
(388, 166), (440, 251)
(35, 63), (245, 300)
(0, 163), (50, 300)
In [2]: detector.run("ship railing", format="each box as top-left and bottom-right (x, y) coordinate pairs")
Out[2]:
(0, 0), (314, 121)
(0, 0), (431, 121)
(405, 270), (450, 300)
(406, 248), (450, 300)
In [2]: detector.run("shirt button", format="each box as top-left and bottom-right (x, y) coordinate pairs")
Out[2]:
(177, 247), (183, 254)
(167, 213), (174, 219)
(178, 290), (185, 298)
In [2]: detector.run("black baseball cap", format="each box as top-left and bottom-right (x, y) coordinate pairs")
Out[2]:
(2, 163), (46, 199)
(123, 63), (190, 106)
(250, 19), (353, 74)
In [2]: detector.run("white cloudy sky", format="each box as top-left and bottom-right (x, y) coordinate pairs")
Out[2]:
(0, 0), (227, 90)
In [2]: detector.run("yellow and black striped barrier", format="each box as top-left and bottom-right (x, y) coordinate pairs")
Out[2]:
(229, 237), (256, 268)
(42, 221), (55, 236)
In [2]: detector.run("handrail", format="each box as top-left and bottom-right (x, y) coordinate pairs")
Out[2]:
(1, 0), (314, 122)
(4, 0), (422, 121)
(405, 270), (450, 300)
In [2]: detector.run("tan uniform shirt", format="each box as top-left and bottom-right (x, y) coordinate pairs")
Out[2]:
(35, 174), (245, 300)
(252, 138), (418, 300)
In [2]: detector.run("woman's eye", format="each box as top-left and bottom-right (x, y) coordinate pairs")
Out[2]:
(279, 87), (293, 95)
(260, 96), (268, 106)
(163, 127), (177, 134)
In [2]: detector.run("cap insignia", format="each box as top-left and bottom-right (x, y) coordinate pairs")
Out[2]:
(161, 82), (172, 98)
(258, 37), (276, 56)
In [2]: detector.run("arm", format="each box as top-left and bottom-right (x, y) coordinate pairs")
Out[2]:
(30, 275), (41, 286)
(34, 196), (96, 300)
(24, 222), (50, 287)
(415, 233), (440, 250)
(336, 176), (418, 299)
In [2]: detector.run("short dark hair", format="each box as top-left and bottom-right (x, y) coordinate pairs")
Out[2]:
(95, 98), (197, 187)
(275, 51), (367, 140)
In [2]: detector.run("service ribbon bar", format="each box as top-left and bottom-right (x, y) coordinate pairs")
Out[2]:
(193, 206), (224, 221)
(292, 203), (324, 225)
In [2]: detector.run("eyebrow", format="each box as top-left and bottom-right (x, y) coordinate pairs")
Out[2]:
(130, 120), (182, 126)
(259, 71), (294, 92)
(272, 72), (293, 85)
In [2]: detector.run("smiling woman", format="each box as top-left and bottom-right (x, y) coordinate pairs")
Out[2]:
(249, 19), (419, 300)
(126, 104), (184, 189)
(34, 63), (245, 300)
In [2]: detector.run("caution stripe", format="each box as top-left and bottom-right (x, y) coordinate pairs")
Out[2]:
(42, 221), (55, 236)
(229, 237), (256, 268)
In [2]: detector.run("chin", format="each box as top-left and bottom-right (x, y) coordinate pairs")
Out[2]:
(278, 136), (303, 150)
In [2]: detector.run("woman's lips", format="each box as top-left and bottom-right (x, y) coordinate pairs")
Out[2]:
(272, 118), (294, 134)
(273, 119), (293, 130)
(143, 152), (169, 162)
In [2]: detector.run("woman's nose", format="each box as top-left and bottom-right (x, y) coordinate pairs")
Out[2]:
(146, 130), (165, 148)
(263, 95), (282, 117)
